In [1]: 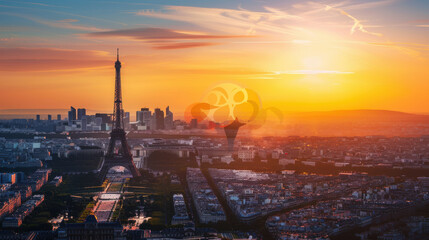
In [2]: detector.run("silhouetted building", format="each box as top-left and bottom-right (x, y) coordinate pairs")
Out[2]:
(36, 115), (40, 121)
(136, 111), (142, 123)
(57, 114), (61, 121)
(95, 113), (112, 125)
(81, 117), (87, 131)
(152, 108), (165, 130)
(165, 106), (174, 130)
(137, 108), (146, 120)
(124, 111), (130, 129)
(77, 108), (86, 120)
(68, 106), (76, 124)
(47, 115), (52, 121)
(142, 108), (151, 128)
(190, 118), (198, 129)
(136, 108), (152, 130)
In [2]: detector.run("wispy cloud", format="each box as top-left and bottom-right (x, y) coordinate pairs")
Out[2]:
(86, 27), (251, 40)
(57, 19), (79, 23)
(0, 47), (110, 71)
(367, 41), (429, 56)
(1, 12), (106, 31)
(274, 70), (354, 75)
(325, 5), (383, 37)
(340, 0), (398, 10)
(134, 3), (386, 44)
(0, 37), (14, 41)
(407, 18), (429, 24)
(86, 27), (252, 49)
(40, 18), (105, 31)
(153, 42), (221, 50)
(136, 5), (302, 36)
(0, 0), (67, 8)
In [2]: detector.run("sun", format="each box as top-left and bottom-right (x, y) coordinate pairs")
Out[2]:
(301, 56), (324, 70)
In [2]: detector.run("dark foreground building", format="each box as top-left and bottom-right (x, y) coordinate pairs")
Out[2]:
(56, 214), (125, 240)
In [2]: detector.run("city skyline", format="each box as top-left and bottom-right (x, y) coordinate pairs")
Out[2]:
(0, 0), (428, 115)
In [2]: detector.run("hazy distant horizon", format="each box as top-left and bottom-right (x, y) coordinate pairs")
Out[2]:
(2, 108), (429, 122)
(1, 108), (429, 116)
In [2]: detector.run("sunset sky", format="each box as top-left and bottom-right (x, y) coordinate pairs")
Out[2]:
(0, 0), (428, 118)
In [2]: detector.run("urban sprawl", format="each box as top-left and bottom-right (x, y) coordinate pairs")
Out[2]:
(0, 110), (428, 240)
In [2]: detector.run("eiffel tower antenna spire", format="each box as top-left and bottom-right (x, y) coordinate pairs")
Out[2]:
(117, 48), (119, 61)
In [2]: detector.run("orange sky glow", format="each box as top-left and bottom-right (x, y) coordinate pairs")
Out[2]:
(0, 0), (428, 118)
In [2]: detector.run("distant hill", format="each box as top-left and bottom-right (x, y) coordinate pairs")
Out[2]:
(285, 109), (429, 123)
(271, 110), (429, 137)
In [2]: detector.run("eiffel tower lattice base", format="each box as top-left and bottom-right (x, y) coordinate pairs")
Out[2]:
(97, 129), (140, 182)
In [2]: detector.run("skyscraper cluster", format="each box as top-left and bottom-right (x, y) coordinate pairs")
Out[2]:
(136, 106), (174, 130)
(68, 107), (87, 123)
(24, 106), (178, 132)
(66, 106), (113, 131)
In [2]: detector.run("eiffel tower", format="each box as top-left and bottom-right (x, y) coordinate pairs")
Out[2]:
(98, 49), (140, 181)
